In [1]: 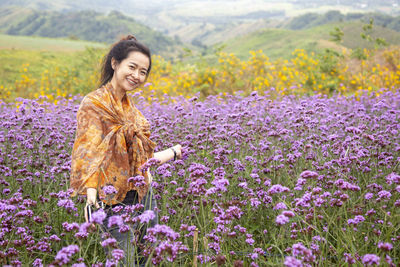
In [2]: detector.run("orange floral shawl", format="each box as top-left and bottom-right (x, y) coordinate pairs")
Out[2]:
(70, 82), (156, 204)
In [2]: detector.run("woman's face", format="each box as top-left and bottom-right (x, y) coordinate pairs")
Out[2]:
(111, 51), (150, 93)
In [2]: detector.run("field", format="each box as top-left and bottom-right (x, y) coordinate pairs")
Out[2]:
(0, 90), (399, 266)
(0, 34), (106, 51)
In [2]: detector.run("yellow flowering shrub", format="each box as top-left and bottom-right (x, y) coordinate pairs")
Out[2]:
(1, 46), (399, 104)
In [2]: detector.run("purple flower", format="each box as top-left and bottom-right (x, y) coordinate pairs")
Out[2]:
(107, 215), (124, 228)
(273, 202), (287, 210)
(62, 222), (80, 232)
(377, 190), (391, 200)
(276, 214), (289, 225)
(54, 245), (79, 265)
(366, 209), (376, 216)
(111, 249), (124, 261)
(101, 238), (117, 248)
(3, 188), (10, 195)
(91, 209), (106, 224)
(385, 255), (393, 265)
(75, 222), (91, 239)
(344, 253), (355, 264)
(284, 256), (302, 267)
(105, 259), (117, 267)
(139, 158), (161, 172)
(282, 211), (295, 218)
(334, 179), (360, 191)
(127, 175), (147, 187)
(136, 210), (155, 224)
(144, 224), (180, 243)
(377, 242), (393, 251)
(249, 198), (261, 207)
(102, 185), (117, 195)
(148, 240), (188, 265)
(250, 253), (259, 260)
(362, 254), (380, 266)
(49, 235), (61, 242)
(365, 193), (373, 200)
(347, 215), (365, 225)
(300, 170), (318, 179)
(268, 184), (290, 195)
(33, 258), (43, 267)
(246, 234), (255, 245)
(385, 172), (400, 185)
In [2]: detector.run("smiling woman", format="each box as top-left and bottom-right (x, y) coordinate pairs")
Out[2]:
(69, 35), (182, 266)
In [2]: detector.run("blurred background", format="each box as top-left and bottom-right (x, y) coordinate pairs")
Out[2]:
(1, 0), (400, 101)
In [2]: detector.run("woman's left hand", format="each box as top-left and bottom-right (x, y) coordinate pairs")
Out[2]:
(172, 144), (183, 160)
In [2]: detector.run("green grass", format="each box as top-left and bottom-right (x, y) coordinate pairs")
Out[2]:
(0, 34), (106, 92)
(0, 49), (72, 87)
(221, 28), (317, 60)
(0, 46), (105, 96)
(0, 34), (106, 51)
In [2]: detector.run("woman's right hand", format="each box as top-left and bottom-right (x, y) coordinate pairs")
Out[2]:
(85, 188), (100, 223)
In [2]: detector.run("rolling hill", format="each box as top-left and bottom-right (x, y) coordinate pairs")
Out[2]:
(2, 1), (400, 49)
(218, 21), (400, 60)
(0, 7), (182, 58)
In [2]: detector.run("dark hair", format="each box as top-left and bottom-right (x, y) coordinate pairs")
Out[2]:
(100, 35), (152, 87)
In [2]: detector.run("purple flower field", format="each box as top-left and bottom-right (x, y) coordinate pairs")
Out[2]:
(0, 89), (399, 266)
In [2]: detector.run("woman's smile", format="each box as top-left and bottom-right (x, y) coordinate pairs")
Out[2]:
(127, 77), (138, 87)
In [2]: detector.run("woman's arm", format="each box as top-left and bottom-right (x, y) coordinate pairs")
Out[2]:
(153, 144), (182, 165)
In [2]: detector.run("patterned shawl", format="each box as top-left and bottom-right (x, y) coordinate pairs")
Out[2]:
(70, 82), (156, 204)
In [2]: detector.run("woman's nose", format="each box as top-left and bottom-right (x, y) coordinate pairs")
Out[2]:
(131, 69), (139, 79)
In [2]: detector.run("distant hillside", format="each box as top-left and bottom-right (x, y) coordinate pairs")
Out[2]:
(284, 10), (400, 32)
(0, 7), (181, 57)
(167, 11), (400, 48)
(170, 19), (282, 47)
(219, 21), (400, 60)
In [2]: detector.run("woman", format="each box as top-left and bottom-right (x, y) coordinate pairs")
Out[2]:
(70, 35), (182, 265)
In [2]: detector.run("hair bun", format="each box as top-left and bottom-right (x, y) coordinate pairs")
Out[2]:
(122, 35), (137, 41)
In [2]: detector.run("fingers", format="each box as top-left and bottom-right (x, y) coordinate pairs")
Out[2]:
(85, 188), (99, 223)
(86, 188), (97, 205)
(84, 203), (90, 223)
(173, 144), (183, 159)
(84, 204), (97, 231)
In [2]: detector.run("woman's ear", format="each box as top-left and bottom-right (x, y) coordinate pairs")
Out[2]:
(111, 57), (117, 70)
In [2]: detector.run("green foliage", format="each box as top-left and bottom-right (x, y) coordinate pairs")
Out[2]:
(351, 19), (389, 60)
(318, 48), (343, 74)
(329, 27), (344, 44)
(351, 48), (368, 60)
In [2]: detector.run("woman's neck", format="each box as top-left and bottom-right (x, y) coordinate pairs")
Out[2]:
(110, 79), (126, 103)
